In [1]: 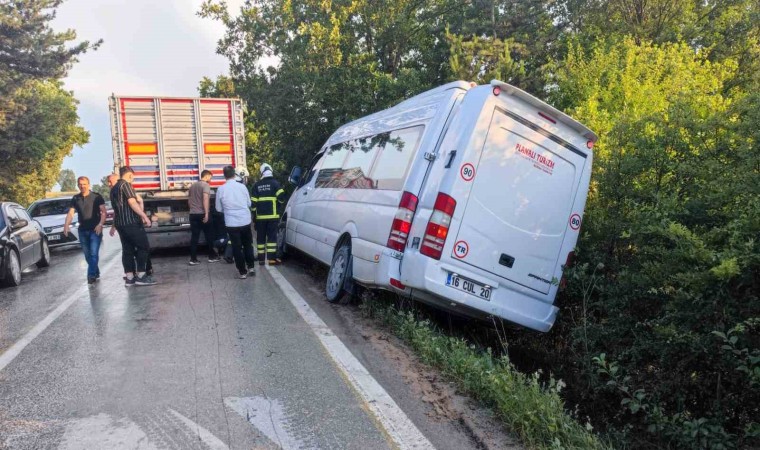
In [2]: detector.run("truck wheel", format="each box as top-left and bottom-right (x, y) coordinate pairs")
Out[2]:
(325, 243), (351, 303)
(2, 250), (21, 287)
(37, 238), (50, 268)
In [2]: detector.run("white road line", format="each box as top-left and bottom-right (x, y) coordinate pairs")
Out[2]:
(0, 257), (119, 373)
(266, 266), (436, 450)
(168, 408), (230, 450)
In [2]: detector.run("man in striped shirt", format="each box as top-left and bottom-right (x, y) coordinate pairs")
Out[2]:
(110, 166), (156, 286)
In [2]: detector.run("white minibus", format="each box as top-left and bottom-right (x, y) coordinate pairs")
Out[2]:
(280, 80), (597, 332)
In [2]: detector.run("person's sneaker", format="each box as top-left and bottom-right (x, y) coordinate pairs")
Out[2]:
(125, 277), (136, 287)
(268, 259), (281, 266)
(87, 277), (96, 285)
(238, 272), (248, 279)
(208, 256), (221, 263)
(188, 259), (200, 266)
(135, 275), (157, 286)
(224, 257), (234, 264)
(248, 268), (256, 276)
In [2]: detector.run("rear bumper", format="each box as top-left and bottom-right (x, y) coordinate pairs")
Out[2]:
(375, 253), (557, 332)
(145, 224), (208, 249)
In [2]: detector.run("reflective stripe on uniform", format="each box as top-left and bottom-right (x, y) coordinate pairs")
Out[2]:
(253, 195), (279, 220)
(256, 213), (279, 220)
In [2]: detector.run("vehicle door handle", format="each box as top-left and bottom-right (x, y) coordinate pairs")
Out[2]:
(302, 191), (308, 196)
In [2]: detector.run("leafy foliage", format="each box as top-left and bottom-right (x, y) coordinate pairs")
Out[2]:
(0, 0), (98, 123)
(91, 175), (112, 197)
(57, 168), (76, 191)
(0, 0), (93, 205)
(0, 80), (88, 205)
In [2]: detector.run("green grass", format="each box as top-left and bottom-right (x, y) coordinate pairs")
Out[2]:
(359, 295), (610, 450)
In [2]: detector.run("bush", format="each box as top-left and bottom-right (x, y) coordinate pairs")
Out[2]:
(361, 295), (609, 450)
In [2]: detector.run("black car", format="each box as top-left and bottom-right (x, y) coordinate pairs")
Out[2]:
(0, 202), (50, 287)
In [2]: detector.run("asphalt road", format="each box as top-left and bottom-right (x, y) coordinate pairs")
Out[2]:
(0, 231), (520, 450)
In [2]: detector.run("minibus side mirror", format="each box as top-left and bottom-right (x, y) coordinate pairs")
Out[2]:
(288, 166), (303, 185)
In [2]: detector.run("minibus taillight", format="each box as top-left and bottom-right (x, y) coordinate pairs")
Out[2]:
(420, 193), (457, 260)
(559, 251), (576, 290)
(386, 191), (418, 252)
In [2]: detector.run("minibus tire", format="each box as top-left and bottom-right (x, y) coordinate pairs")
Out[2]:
(325, 243), (351, 303)
(276, 220), (287, 259)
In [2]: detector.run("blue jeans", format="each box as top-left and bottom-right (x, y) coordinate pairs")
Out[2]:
(78, 229), (102, 279)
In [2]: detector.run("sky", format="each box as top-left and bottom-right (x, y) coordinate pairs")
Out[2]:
(52, 0), (245, 188)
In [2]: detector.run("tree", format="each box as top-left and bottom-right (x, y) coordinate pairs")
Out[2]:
(91, 175), (111, 197)
(0, 0), (94, 206)
(0, 80), (88, 205)
(0, 0), (100, 124)
(57, 168), (76, 191)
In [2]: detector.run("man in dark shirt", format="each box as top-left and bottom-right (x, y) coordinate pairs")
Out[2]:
(110, 166), (156, 286)
(188, 170), (220, 265)
(64, 176), (106, 284)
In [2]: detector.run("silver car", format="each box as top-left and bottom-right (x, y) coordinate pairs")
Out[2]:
(27, 197), (80, 248)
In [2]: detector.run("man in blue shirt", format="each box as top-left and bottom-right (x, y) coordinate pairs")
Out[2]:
(215, 166), (256, 279)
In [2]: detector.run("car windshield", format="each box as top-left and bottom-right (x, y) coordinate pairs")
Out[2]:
(0, 211), (5, 230)
(29, 199), (71, 217)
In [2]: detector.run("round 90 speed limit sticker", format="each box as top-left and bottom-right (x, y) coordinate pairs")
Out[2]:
(460, 163), (475, 181)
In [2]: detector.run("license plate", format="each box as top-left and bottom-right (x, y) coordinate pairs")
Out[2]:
(48, 234), (61, 241)
(446, 273), (491, 301)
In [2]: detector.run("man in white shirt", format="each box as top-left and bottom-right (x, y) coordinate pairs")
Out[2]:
(215, 166), (256, 278)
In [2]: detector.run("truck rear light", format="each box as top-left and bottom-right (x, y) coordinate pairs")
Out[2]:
(559, 251), (576, 290)
(420, 193), (456, 260)
(386, 191), (418, 252)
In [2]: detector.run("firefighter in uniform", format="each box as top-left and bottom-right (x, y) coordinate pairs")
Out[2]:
(251, 163), (285, 265)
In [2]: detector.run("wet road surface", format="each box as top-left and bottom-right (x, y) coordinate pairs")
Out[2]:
(0, 233), (393, 449)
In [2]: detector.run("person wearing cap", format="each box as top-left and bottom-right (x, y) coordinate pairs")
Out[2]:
(250, 163), (285, 265)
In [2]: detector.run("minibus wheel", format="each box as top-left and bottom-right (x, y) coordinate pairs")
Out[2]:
(276, 220), (287, 259)
(326, 243), (351, 303)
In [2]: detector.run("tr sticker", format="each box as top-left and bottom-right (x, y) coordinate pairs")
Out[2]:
(453, 240), (469, 259)
(460, 163), (475, 182)
(569, 213), (582, 231)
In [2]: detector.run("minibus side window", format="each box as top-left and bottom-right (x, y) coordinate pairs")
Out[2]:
(370, 126), (424, 190)
(300, 150), (326, 187)
(316, 142), (350, 188)
(342, 134), (384, 180)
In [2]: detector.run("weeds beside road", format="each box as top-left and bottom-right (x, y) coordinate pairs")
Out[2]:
(358, 290), (609, 450)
